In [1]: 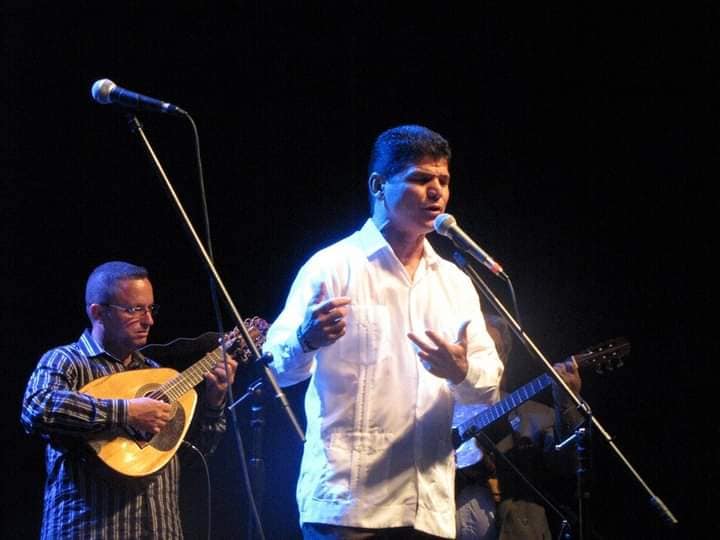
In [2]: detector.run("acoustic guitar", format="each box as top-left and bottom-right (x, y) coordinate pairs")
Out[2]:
(80, 317), (269, 477)
(453, 336), (631, 449)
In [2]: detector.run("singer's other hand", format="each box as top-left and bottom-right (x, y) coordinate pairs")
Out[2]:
(298, 282), (352, 350)
(407, 320), (471, 384)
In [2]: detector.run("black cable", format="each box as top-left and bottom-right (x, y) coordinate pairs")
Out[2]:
(181, 111), (266, 540)
(182, 441), (212, 540)
(504, 275), (523, 329)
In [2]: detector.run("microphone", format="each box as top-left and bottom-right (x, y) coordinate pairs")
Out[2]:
(434, 213), (507, 279)
(90, 79), (186, 116)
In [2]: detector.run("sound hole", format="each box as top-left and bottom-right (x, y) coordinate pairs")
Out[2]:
(149, 403), (184, 451)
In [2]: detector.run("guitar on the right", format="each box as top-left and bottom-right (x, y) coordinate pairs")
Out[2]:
(453, 336), (631, 447)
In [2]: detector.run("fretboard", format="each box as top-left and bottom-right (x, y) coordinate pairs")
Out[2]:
(151, 348), (223, 402)
(454, 373), (552, 443)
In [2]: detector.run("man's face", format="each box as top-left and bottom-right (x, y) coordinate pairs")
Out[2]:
(100, 278), (155, 354)
(381, 157), (450, 236)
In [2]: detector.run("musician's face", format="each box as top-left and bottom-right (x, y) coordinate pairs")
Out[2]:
(102, 278), (155, 354)
(487, 324), (511, 365)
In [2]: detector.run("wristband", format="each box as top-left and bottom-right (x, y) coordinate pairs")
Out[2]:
(297, 326), (318, 353)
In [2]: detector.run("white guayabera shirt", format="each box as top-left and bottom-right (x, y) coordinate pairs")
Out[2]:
(264, 219), (503, 539)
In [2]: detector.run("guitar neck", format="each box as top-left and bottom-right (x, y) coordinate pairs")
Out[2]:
(453, 336), (630, 445)
(155, 348), (223, 402)
(455, 373), (552, 443)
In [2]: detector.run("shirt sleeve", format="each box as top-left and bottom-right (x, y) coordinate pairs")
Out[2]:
(539, 390), (585, 478)
(21, 348), (127, 439)
(447, 273), (504, 405)
(184, 391), (228, 456)
(551, 384), (585, 442)
(262, 258), (324, 387)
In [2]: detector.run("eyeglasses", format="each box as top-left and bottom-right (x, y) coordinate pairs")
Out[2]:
(101, 303), (160, 317)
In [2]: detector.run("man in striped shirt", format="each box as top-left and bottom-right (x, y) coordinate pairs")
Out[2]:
(21, 261), (237, 539)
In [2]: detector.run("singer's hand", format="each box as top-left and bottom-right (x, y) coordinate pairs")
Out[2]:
(408, 321), (470, 384)
(298, 282), (352, 350)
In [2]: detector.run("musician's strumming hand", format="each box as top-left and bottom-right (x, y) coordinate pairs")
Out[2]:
(204, 355), (238, 408)
(127, 397), (172, 434)
(297, 282), (352, 351)
(407, 320), (471, 384)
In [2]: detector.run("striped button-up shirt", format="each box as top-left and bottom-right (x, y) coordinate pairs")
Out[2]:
(21, 330), (227, 540)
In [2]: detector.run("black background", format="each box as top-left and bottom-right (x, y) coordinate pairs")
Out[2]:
(3, 4), (715, 539)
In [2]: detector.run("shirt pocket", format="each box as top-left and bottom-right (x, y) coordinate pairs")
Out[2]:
(334, 304), (390, 366)
(310, 431), (394, 504)
(308, 431), (353, 502)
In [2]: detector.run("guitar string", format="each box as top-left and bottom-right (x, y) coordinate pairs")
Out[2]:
(151, 350), (222, 402)
(143, 341), (222, 402)
(460, 375), (551, 437)
(458, 342), (630, 438)
(145, 321), (265, 402)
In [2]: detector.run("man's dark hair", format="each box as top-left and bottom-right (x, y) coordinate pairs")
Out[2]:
(368, 124), (451, 179)
(85, 261), (149, 305)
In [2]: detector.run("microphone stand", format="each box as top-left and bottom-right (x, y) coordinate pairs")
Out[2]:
(229, 379), (266, 540)
(471, 427), (574, 537)
(452, 252), (678, 538)
(125, 114), (304, 539)
(125, 114), (304, 443)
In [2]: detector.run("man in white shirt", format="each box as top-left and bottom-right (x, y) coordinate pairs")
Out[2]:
(263, 125), (504, 539)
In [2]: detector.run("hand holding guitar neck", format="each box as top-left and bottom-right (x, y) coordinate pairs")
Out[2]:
(204, 335), (240, 408)
(552, 357), (582, 396)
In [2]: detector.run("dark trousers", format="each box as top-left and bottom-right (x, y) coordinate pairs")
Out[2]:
(302, 523), (445, 539)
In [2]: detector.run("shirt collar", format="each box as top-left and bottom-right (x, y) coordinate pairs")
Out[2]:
(78, 329), (106, 358)
(78, 328), (150, 368)
(359, 218), (441, 269)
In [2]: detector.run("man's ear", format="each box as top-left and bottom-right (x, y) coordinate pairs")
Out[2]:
(88, 303), (104, 323)
(369, 172), (384, 198)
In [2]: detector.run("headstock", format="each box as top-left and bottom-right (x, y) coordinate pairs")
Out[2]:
(571, 336), (631, 374)
(222, 316), (270, 364)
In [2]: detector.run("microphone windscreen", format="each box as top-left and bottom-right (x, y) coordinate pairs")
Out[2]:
(433, 213), (456, 236)
(91, 79), (116, 104)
